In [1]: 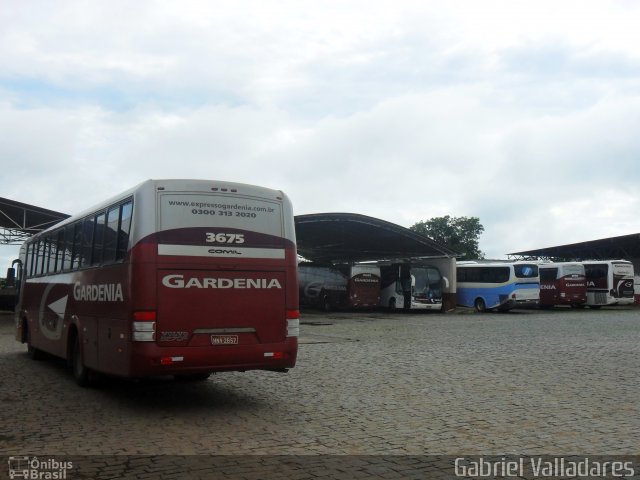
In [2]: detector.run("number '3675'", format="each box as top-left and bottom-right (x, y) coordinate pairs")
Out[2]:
(206, 233), (245, 244)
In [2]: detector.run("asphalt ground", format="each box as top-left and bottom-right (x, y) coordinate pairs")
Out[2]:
(1, 306), (639, 479)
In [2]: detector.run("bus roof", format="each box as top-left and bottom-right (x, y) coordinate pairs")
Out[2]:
(24, 179), (289, 240)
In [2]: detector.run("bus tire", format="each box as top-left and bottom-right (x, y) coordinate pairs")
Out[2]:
(71, 334), (92, 387)
(388, 298), (397, 311)
(25, 322), (43, 361)
(589, 305), (602, 310)
(474, 298), (487, 313)
(321, 294), (332, 312)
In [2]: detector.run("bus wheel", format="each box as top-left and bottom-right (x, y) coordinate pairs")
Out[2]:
(174, 373), (211, 382)
(71, 335), (92, 387)
(589, 305), (602, 310)
(388, 298), (397, 311)
(474, 298), (487, 313)
(25, 323), (43, 360)
(321, 294), (332, 312)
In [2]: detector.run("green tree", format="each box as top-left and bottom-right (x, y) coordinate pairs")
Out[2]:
(410, 215), (485, 260)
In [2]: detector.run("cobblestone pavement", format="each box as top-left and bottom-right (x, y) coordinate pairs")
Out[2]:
(1, 307), (639, 478)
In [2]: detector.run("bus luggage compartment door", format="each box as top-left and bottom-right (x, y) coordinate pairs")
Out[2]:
(156, 269), (287, 347)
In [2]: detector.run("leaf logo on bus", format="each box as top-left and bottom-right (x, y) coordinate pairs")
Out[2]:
(162, 274), (282, 289)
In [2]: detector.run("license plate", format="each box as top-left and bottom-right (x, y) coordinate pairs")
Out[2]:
(211, 335), (238, 345)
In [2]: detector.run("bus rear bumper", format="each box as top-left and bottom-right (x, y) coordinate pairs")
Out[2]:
(127, 338), (298, 377)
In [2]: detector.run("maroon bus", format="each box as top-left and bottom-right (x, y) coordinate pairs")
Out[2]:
(14, 179), (299, 386)
(539, 262), (587, 308)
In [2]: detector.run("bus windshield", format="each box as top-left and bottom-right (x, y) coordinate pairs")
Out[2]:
(411, 267), (442, 298)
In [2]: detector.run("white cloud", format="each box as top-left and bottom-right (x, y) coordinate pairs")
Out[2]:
(1, 0), (640, 268)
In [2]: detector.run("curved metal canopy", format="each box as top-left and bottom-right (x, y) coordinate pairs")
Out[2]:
(295, 212), (458, 263)
(509, 233), (640, 261)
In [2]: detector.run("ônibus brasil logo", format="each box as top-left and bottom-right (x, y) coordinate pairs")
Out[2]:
(8, 456), (72, 479)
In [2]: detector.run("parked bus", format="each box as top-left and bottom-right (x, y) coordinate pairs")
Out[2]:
(13, 179), (299, 385)
(339, 264), (381, 308)
(456, 262), (539, 312)
(298, 263), (380, 310)
(380, 263), (445, 311)
(298, 264), (347, 311)
(538, 262), (587, 308)
(583, 260), (635, 308)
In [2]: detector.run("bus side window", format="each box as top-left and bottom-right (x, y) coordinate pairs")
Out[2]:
(104, 205), (120, 263)
(25, 243), (33, 277)
(92, 212), (106, 265)
(54, 230), (64, 272)
(80, 217), (95, 267)
(116, 201), (133, 261)
(540, 268), (557, 282)
(62, 225), (74, 271)
(71, 222), (83, 270)
(49, 235), (57, 273)
(33, 240), (42, 276)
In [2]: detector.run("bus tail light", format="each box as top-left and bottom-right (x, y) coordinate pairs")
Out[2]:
(133, 311), (156, 342)
(160, 356), (184, 365)
(264, 351), (288, 359)
(286, 310), (299, 338)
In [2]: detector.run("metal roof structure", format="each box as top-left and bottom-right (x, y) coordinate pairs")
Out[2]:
(508, 232), (640, 261)
(0, 198), (460, 263)
(295, 212), (458, 263)
(0, 197), (70, 245)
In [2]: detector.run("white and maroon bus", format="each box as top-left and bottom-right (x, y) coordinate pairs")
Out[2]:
(14, 179), (299, 385)
(343, 264), (381, 308)
(538, 262), (587, 308)
(583, 260), (635, 308)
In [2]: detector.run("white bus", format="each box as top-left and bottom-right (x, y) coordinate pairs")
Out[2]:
(583, 260), (635, 308)
(456, 262), (539, 312)
(380, 263), (445, 311)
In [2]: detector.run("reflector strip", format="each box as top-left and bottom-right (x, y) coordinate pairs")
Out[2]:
(133, 321), (156, 342)
(287, 318), (299, 337)
(193, 327), (256, 334)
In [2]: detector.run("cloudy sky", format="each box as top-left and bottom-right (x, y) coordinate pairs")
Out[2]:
(2, 0), (640, 266)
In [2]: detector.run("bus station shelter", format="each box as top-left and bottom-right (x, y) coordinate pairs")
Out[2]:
(508, 232), (640, 271)
(0, 197), (70, 246)
(509, 233), (640, 304)
(294, 213), (459, 309)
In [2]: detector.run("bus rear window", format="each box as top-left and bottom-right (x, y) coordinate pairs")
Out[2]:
(159, 193), (283, 237)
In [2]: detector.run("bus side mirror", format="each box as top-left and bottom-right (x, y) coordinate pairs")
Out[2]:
(5, 267), (15, 287)
(441, 276), (449, 289)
